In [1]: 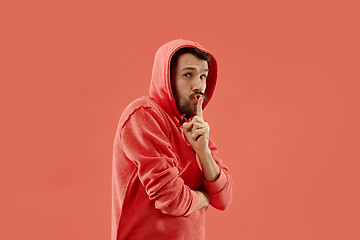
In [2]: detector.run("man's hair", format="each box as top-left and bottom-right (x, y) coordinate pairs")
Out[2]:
(170, 47), (211, 69)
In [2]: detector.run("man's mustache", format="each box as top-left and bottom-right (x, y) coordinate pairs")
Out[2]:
(189, 92), (207, 102)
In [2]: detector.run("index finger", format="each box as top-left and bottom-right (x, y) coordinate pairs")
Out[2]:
(196, 95), (204, 120)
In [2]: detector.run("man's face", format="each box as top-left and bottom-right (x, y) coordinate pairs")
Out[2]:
(170, 53), (208, 119)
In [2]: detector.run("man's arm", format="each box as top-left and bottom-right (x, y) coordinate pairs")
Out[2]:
(197, 148), (220, 182)
(183, 96), (233, 210)
(198, 139), (233, 210)
(121, 106), (200, 217)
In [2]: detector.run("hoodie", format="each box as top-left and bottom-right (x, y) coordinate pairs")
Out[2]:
(112, 39), (233, 240)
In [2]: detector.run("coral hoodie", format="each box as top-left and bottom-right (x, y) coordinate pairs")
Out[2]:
(112, 39), (233, 240)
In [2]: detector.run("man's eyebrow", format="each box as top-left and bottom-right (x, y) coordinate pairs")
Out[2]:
(181, 67), (209, 72)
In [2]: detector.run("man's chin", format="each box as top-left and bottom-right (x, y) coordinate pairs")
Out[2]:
(182, 111), (196, 120)
(179, 104), (197, 119)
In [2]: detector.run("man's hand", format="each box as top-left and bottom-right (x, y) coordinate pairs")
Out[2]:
(183, 96), (210, 154)
(194, 190), (210, 212)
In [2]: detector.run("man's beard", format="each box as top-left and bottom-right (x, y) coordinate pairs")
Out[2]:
(179, 100), (196, 119)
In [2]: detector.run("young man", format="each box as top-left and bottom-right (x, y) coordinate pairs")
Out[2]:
(112, 39), (233, 240)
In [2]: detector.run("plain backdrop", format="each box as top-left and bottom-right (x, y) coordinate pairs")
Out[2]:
(1, 0), (359, 239)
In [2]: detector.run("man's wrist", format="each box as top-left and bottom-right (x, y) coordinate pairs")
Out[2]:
(196, 147), (212, 161)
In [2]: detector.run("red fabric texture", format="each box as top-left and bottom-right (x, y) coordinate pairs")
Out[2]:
(112, 39), (233, 240)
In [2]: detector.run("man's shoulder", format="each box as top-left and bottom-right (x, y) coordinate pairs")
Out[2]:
(118, 96), (165, 127)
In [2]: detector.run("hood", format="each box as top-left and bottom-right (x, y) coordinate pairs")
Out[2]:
(149, 39), (218, 125)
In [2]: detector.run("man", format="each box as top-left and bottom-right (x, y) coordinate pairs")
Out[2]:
(112, 39), (233, 240)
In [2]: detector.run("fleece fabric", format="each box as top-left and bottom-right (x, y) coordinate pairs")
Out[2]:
(111, 39), (233, 240)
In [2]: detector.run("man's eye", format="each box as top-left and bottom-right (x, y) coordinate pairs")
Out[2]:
(184, 73), (191, 77)
(200, 75), (207, 80)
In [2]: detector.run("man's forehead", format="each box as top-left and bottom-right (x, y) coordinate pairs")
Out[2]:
(177, 53), (208, 72)
(181, 67), (208, 72)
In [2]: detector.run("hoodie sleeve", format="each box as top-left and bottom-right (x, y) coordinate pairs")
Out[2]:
(200, 139), (233, 211)
(120, 106), (198, 217)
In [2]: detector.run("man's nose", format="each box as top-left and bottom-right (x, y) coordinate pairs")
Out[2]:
(191, 77), (205, 92)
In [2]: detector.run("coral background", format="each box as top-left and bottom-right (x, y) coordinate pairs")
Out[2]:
(1, 0), (359, 239)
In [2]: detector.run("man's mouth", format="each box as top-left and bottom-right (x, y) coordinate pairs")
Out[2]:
(190, 92), (207, 102)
